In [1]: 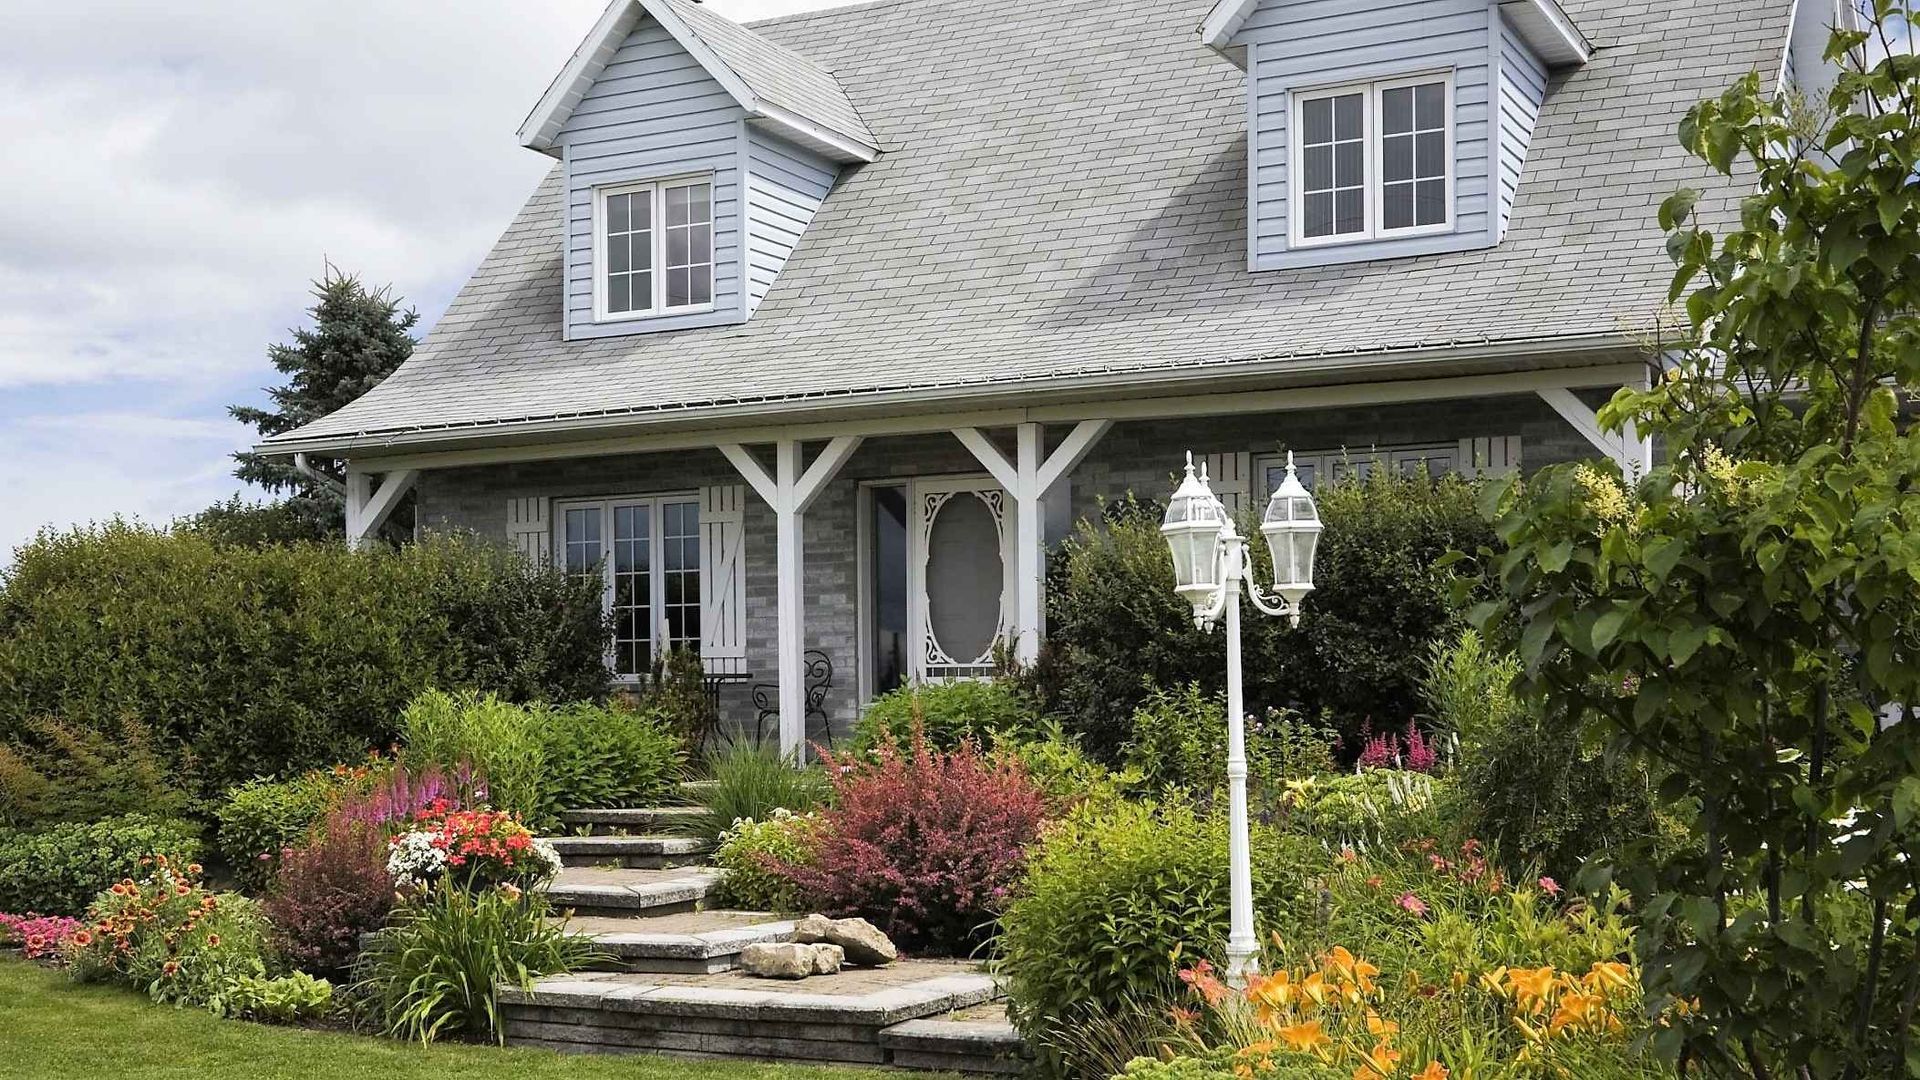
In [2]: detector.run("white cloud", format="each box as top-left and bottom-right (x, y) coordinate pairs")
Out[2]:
(0, 0), (859, 557)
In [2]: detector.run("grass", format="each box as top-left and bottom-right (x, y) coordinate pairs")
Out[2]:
(0, 959), (908, 1080)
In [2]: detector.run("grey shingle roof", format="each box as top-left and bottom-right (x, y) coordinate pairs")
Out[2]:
(272, 0), (1791, 452)
(661, 0), (877, 151)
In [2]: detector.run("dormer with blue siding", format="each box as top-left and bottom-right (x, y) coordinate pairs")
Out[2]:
(518, 0), (878, 339)
(1202, 0), (1589, 271)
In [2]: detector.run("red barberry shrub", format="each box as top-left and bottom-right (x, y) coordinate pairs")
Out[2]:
(262, 814), (394, 976)
(773, 731), (1048, 955)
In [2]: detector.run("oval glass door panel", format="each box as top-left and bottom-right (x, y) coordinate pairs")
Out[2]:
(924, 492), (1004, 666)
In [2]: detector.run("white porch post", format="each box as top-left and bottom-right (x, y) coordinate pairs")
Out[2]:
(719, 436), (862, 760)
(342, 466), (418, 551)
(1536, 386), (1652, 476)
(954, 420), (1112, 663)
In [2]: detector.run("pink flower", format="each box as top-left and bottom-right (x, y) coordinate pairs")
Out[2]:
(1397, 892), (1429, 917)
(1538, 876), (1562, 897)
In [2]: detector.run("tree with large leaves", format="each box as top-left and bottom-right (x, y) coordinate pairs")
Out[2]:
(1471, 6), (1920, 1076)
(229, 267), (419, 541)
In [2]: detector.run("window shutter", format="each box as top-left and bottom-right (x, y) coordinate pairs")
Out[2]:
(1456, 436), (1523, 478)
(700, 484), (748, 674)
(506, 497), (551, 564)
(1203, 452), (1253, 518)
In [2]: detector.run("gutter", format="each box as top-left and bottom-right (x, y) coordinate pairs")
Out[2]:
(255, 331), (1643, 459)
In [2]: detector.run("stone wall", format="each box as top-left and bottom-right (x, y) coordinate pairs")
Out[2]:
(413, 392), (1609, 739)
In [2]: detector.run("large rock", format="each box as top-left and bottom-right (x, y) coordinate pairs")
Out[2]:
(740, 941), (842, 979)
(792, 914), (899, 967)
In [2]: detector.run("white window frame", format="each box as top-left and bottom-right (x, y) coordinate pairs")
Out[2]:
(1288, 71), (1455, 249)
(591, 175), (716, 323)
(553, 492), (702, 681)
(1256, 443), (1461, 492)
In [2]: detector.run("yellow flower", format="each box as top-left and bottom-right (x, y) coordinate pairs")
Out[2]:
(1573, 463), (1637, 531)
(1276, 1020), (1331, 1055)
(1584, 961), (1633, 995)
(1247, 969), (1294, 1020)
(1299, 971), (1330, 1009)
(1508, 966), (1558, 1012)
(1364, 1011), (1399, 1039)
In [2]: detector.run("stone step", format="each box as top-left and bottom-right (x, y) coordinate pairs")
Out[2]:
(545, 834), (711, 869)
(541, 866), (723, 918)
(880, 1015), (1031, 1075)
(560, 806), (705, 835)
(562, 913), (796, 975)
(500, 961), (1000, 1067)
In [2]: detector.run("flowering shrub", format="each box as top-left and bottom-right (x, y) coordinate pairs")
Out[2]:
(215, 758), (386, 892)
(65, 856), (275, 1015)
(0, 912), (84, 959)
(771, 732), (1048, 954)
(709, 809), (816, 912)
(385, 804), (560, 892)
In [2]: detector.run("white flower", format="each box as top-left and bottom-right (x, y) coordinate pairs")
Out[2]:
(386, 830), (450, 890)
(529, 838), (563, 879)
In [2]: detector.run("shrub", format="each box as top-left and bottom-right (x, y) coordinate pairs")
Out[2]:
(226, 971), (336, 1023)
(708, 810), (816, 913)
(1420, 628), (1520, 744)
(0, 815), (203, 916)
(773, 734), (1048, 955)
(354, 879), (601, 1043)
(988, 722), (1138, 812)
(263, 816), (395, 977)
(0, 526), (610, 799)
(0, 716), (187, 828)
(216, 761), (382, 892)
(399, 690), (547, 826)
(67, 859), (277, 1016)
(1123, 685), (1341, 795)
(995, 800), (1318, 1077)
(682, 743), (831, 845)
(1281, 770), (1455, 850)
(1036, 473), (1493, 760)
(640, 646), (719, 751)
(852, 679), (1037, 752)
(537, 700), (683, 823)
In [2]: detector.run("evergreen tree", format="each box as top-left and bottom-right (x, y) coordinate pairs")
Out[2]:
(229, 267), (419, 539)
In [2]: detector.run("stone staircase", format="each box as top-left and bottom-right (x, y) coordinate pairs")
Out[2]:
(526, 802), (1028, 1073)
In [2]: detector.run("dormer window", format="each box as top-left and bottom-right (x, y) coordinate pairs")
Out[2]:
(594, 176), (714, 320)
(1291, 74), (1453, 248)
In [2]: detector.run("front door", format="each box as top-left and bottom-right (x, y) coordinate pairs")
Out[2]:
(907, 476), (1015, 682)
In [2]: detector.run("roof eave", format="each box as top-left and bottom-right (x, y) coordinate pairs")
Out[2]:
(1498, 0), (1593, 67)
(1198, 0), (1256, 52)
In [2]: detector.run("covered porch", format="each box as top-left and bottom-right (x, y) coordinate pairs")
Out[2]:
(333, 361), (1653, 759)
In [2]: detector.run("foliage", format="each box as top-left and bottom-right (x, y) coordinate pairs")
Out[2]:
(179, 496), (336, 548)
(1467, 14), (1920, 1073)
(708, 809), (817, 913)
(384, 805), (562, 893)
(0, 815), (203, 916)
(353, 878), (600, 1044)
(0, 526), (610, 799)
(263, 815), (395, 977)
(0, 716), (188, 828)
(851, 679), (1038, 752)
(988, 721), (1140, 812)
(1124, 684), (1341, 795)
(225, 971), (336, 1023)
(216, 760), (383, 892)
(1035, 474), (1492, 760)
(537, 700), (683, 822)
(66, 858), (278, 1017)
(640, 647), (720, 751)
(1279, 771), (1454, 851)
(0, 912), (85, 959)
(1421, 629), (1521, 745)
(680, 742), (831, 845)
(229, 268), (420, 541)
(995, 799), (1318, 1077)
(771, 733), (1048, 955)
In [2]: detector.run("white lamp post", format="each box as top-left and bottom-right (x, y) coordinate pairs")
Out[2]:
(1161, 451), (1321, 983)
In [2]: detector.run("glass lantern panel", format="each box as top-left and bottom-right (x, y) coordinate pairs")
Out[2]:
(1296, 529), (1321, 583)
(1291, 496), (1318, 523)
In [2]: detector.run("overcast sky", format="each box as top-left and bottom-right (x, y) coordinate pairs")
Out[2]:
(0, 0), (858, 559)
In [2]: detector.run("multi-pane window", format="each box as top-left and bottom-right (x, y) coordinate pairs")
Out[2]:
(559, 496), (701, 678)
(1291, 75), (1452, 246)
(596, 178), (713, 319)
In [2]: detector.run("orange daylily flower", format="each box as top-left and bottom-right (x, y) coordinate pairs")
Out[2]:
(1276, 1019), (1331, 1054)
(1412, 1063), (1449, 1080)
(1352, 1041), (1401, 1079)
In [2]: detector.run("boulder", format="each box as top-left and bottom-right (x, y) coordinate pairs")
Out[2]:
(739, 941), (843, 979)
(792, 913), (899, 966)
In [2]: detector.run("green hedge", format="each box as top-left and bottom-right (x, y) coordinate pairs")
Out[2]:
(0, 815), (204, 916)
(0, 525), (610, 799)
(851, 680), (1037, 752)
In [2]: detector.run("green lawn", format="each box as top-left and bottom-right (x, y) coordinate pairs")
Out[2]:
(0, 960), (904, 1080)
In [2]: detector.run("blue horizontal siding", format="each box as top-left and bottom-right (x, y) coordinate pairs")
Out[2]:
(1496, 11), (1547, 239)
(744, 129), (839, 313)
(557, 16), (748, 340)
(1233, 0), (1498, 271)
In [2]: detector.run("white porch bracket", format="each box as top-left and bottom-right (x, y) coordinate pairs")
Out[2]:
(953, 419), (1113, 663)
(343, 467), (418, 551)
(718, 436), (864, 761)
(1536, 387), (1651, 476)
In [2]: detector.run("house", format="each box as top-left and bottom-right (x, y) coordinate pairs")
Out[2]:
(259, 0), (1844, 755)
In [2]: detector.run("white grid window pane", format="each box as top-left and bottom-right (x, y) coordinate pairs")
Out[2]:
(611, 504), (653, 678)
(603, 190), (654, 314)
(564, 508), (603, 581)
(660, 500), (701, 652)
(1300, 93), (1367, 239)
(1380, 82), (1447, 232)
(663, 181), (713, 308)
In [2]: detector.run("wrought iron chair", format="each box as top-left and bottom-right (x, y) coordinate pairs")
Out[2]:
(753, 649), (836, 749)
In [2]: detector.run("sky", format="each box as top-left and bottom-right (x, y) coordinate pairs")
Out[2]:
(0, 0), (860, 560)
